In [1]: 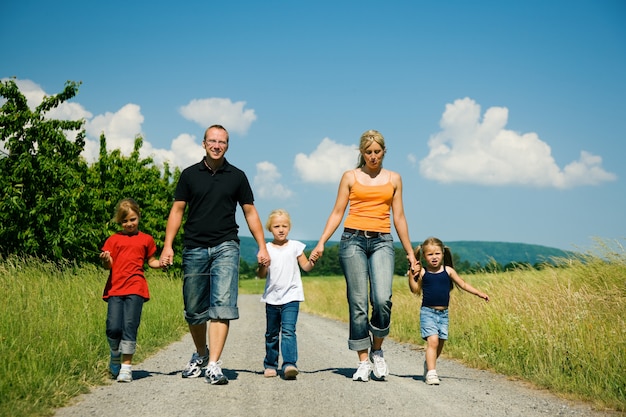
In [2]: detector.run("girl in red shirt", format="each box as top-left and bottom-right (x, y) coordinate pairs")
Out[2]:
(100, 198), (161, 382)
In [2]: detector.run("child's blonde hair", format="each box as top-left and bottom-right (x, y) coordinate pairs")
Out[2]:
(114, 198), (141, 224)
(412, 237), (455, 295)
(265, 208), (291, 232)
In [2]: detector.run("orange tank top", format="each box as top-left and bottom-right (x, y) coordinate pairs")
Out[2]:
(344, 171), (394, 233)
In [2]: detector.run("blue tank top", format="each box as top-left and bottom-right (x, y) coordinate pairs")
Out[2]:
(421, 268), (452, 307)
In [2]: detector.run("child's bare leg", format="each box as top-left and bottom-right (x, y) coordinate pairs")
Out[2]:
(425, 335), (439, 371)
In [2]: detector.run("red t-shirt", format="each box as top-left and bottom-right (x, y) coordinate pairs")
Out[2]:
(101, 231), (156, 301)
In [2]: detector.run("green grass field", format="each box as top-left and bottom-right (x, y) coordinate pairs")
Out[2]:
(300, 245), (626, 413)
(0, 241), (624, 416)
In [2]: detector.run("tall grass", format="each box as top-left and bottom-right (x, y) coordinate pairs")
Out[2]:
(2, 240), (624, 415)
(0, 257), (188, 417)
(302, 242), (626, 412)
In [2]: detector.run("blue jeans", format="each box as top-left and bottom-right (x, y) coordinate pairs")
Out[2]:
(264, 301), (300, 371)
(339, 230), (395, 351)
(106, 295), (144, 355)
(182, 241), (240, 325)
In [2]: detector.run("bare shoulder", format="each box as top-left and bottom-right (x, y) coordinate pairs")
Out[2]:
(340, 169), (357, 186)
(445, 265), (457, 275)
(386, 169), (403, 187)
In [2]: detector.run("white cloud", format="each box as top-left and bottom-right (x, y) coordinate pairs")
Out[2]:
(2, 78), (207, 169)
(294, 138), (359, 184)
(179, 98), (257, 135)
(85, 104), (144, 154)
(253, 161), (293, 199)
(419, 97), (616, 188)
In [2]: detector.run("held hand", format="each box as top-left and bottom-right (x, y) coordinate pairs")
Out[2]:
(310, 244), (324, 262)
(406, 254), (420, 273)
(159, 248), (174, 270)
(257, 248), (270, 267)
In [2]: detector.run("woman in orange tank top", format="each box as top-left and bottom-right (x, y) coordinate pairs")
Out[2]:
(312, 130), (419, 382)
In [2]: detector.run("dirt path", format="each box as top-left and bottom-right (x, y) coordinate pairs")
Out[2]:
(55, 294), (614, 417)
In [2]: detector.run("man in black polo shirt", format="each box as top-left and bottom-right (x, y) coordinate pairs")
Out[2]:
(160, 124), (269, 385)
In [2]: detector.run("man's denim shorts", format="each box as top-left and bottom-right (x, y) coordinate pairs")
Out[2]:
(182, 241), (240, 325)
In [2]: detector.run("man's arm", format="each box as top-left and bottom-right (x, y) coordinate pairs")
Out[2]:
(160, 200), (186, 267)
(242, 203), (269, 266)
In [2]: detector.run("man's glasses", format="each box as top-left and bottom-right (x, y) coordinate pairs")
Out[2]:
(205, 139), (227, 147)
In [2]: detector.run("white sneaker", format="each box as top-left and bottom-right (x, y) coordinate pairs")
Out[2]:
(425, 370), (440, 385)
(370, 349), (389, 379)
(116, 367), (132, 383)
(205, 361), (228, 385)
(352, 360), (371, 382)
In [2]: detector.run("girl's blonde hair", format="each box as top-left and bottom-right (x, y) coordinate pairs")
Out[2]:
(114, 198), (141, 224)
(356, 129), (386, 168)
(265, 208), (291, 232)
(412, 237), (455, 295)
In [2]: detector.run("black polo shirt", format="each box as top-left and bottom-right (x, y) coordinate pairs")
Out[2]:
(174, 158), (255, 248)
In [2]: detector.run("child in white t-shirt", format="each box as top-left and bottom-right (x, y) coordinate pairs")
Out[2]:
(257, 209), (317, 380)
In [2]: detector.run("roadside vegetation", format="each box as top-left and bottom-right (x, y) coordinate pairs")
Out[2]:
(0, 242), (624, 416)
(301, 240), (625, 413)
(0, 257), (188, 417)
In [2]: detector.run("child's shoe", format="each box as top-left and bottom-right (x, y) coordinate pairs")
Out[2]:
(283, 365), (299, 380)
(263, 368), (277, 378)
(109, 351), (121, 378)
(117, 365), (132, 383)
(425, 370), (440, 385)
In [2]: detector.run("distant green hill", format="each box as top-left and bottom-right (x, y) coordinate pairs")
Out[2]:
(238, 236), (573, 267)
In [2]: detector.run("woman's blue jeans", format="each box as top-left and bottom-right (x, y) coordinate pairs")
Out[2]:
(339, 230), (395, 351)
(264, 301), (300, 370)
(106, 294), (144, 355)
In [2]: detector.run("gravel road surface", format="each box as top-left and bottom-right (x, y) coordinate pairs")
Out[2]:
(55, 294), (615, 417)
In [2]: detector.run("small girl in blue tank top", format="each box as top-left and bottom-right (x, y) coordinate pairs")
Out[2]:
(408, 237), (489, 385)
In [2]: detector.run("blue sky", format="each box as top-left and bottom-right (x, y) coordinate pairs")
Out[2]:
(2, 0), (624, 251)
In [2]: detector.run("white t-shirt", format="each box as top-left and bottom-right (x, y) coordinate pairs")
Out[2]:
(260, 240), (306, 305)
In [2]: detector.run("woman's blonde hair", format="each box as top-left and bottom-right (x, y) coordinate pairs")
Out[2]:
(412, 237), (455, 295)
(114, 198), (141, 224)
(265, 208), (291, 232)
(356, 129), (386, 168)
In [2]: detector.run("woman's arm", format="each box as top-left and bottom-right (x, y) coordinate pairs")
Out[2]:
(310, 170), (352, 259)
(390, 172), (419, 271)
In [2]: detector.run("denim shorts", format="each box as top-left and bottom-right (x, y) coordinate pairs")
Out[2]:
(182, 241), (240, 325)
(420, 306), (449, 340)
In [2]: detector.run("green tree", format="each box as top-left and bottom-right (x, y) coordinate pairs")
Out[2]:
(394, 246), (410, 276)
(0, 79), (96, 261)
(0, 79), (179, 265)
(86, 134), (179, 264)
